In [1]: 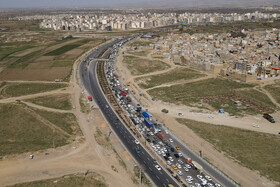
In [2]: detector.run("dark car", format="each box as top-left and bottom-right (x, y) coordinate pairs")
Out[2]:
(174, 153), (179, 158)
(171, 148), (175, 152)
(263, 113), (275, 123)
(163, 156), (169, 160)
(146, 138), (151, 142)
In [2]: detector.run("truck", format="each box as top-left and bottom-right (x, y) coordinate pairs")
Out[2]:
(192, 161), (203, 173)
(144, 118), (153, 128)
(263, 113), (275, 123)
(88, 96), (93, 101)
(156, 132), (167, 142)
(142, 111), (150, 118)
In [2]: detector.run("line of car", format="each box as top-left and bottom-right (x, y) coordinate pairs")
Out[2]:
(102, 37), (223, 187)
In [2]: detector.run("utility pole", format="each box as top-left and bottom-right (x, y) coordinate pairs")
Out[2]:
(139, 167), (142, 186)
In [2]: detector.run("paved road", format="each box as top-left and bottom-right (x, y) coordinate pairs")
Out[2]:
(79, 39), (179, 187)
(163, 128), (238, 187)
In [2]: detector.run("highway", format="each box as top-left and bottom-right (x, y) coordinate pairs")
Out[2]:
(79, 39), (179, 187)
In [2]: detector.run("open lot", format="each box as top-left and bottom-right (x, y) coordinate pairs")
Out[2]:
(35, 109), (80, 136)
(25, 94), (72, 110)
(128, 40), (152, 47)
(127, 50), (150, 57)
(0, 103), (68, 157)
(123, 55), (170, 75)
(148, 78), (277, 115)
(176, 118), (280, 183)
(148, 78), (253, 105)
(136, 67), (206, 89)
(1, 82), (68, 97)
(9, 172), (107, 187)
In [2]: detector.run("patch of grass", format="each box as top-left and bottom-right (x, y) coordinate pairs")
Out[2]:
(4, 83), (68, 97)
(25, 94), (72, 110)
(9, 172), (108, 187)
(264, 84), (280, 104)
(35, 109), (80, 136)
(123, 55), (170, 75)
(207, 98), (259, 116)
(235, 89), (276, 113)
(176, 118), (280, 182)
(44, 38), (94, 56)
(148, 78), (254, 106)
(0, 103), (67, 157)
(136, 68), (206, 89)
(128, 50), (150, 57)
(44, 44), (82, 56)
(128, 40), (152, 47)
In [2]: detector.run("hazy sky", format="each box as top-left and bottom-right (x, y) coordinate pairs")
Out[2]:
(0, 0), (277, 9)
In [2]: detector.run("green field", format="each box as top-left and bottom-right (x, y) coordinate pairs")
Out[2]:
(264, 84), (280, 104)
(44, 39), (92, 56)
(128, 40), (152, 47)
(25, 94), (72, 110)
(176, 118), (280, 182)
(9, 172), (107, 187)
(136, 68), (206, 89)
(123, 55), (170, 75)
(3, 83), (68, 97)
(35, 109), (80, 135)
(148, 78), (253, 105)
(0, 103), (68, 157)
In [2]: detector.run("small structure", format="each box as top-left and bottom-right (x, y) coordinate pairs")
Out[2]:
(219, 109), (225, 113)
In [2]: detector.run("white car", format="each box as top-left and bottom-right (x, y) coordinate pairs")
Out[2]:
(186, 179), (192, 184)
(215, 184), (221, 187)
(207, 183), (214, 187)
(176, 163), (182, 169)
(178, 152), (183, 157)
(197, 175), (203, 180)
(167, 161), (172, 165)
(135, 140), (140, 144)
(169, 138), (173, 143)
(178, 159), (183, 164)
(162, 153), (166, 157)
(177, 170), (183, 176)
(186, 176), (193, 181)
(185, 164), (191, 169)
(183, 166), (189, 172)
(165, 130), (169, 134)
(168, 157), (174, 162)
(195, 183), (201, 187)
(205, 175), (212, 181)
(157, 150), (162, 155)
(155, 165), (161, 171)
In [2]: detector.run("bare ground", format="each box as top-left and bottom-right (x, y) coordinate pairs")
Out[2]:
(0, 51), (138, 187)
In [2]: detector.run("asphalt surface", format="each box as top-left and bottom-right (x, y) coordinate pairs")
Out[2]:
(79, 39), (180, 187)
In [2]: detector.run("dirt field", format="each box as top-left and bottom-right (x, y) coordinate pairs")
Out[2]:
(115, 39), (280, 187)
(0, 46), (141, 187)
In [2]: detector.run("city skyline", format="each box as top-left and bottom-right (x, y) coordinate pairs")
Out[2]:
(1, 0), (279, 9)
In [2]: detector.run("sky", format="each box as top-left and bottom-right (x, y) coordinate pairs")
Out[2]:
(0, 0), (277, 9)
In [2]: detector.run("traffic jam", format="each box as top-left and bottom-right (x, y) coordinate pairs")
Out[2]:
(103, 38), (222, 187)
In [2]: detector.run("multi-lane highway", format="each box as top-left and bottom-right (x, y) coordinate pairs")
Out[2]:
(79, 38), (179, 187)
